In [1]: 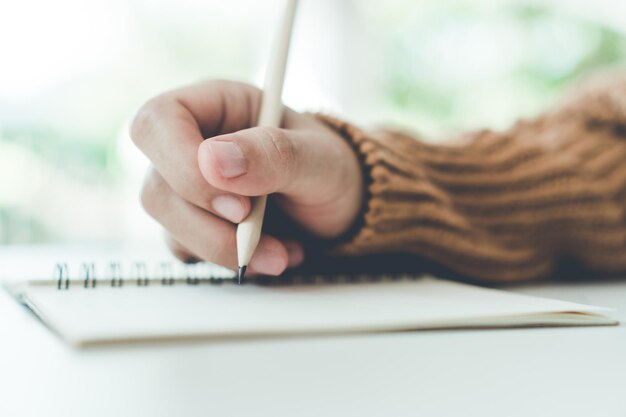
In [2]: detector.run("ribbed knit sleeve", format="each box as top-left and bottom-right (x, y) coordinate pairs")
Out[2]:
(318, 77), (626, 283)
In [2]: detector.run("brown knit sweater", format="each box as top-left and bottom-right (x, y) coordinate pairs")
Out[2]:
(318, 76), (626, 283)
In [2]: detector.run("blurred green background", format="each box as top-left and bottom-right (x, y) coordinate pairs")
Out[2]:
(1, 0), (626, 245)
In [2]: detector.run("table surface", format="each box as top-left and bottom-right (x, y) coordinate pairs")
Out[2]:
(1, 245), (625, 417)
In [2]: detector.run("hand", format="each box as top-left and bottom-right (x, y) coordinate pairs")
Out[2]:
(131, 80), (363, 275)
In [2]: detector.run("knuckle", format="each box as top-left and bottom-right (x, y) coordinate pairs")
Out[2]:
(140, 169), (166, 216)
(258, 126), (296, 176)
(129, 96), (164, 146)
(205, 79), (230, 91)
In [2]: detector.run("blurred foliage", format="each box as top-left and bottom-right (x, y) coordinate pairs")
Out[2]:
(2, 0), (626, 243)
(3, 127), (117, 181)
(360, 2), (626, 135)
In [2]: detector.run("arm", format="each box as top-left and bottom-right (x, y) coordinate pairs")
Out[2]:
(320, 76), (626, 282)
(132, 76), (626, 283)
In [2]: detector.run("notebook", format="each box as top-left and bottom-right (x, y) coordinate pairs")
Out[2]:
(4, 260), (618, 347)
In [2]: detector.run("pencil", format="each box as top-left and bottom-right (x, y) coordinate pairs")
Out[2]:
(236, 0), (299, 284)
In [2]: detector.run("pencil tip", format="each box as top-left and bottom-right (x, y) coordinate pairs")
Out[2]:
(238, 266), (247, 285)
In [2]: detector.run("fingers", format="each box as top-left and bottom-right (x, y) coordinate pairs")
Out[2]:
(141, 167), (302, 274)
(283, 239), (305, 268)
(130, 81), (262, 223)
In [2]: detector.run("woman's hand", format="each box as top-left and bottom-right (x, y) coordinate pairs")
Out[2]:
(131, 80), (363, 275)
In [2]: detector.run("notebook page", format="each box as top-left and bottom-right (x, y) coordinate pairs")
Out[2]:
(16, 277), (617, 346)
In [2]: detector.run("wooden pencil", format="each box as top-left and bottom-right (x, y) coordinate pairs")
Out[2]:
(236, 0), (299, 283)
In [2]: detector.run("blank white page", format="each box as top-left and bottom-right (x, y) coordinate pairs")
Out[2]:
(10, 277), (617, 346)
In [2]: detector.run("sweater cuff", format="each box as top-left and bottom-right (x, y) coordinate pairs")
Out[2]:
(315, 113), (558, 282)
(315, 114), (426, 257)
(316, 75), (626, 283)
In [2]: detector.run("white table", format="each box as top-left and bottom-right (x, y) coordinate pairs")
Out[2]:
(1, 245), (625, 417)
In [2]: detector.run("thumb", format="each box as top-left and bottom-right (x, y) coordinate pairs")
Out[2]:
(197, 126), (332, 201)
(198, 124), (363, 238)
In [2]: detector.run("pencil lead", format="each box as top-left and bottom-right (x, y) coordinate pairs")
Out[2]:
(238, 266), (247, 285)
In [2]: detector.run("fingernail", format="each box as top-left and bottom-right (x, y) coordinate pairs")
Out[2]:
(206, 141), (247, 178)
(212, 195), (245, 223)
(284, 241), (305, 267)
(249, 245), (285, 275)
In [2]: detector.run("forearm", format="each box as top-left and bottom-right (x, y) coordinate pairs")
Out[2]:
(319, 76), (626, 283)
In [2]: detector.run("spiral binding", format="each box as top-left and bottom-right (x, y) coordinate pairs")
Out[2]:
(109, 262), (123, 287)
(56, 263), (69, 290)
(54, 261), (413, 290)
(54, 261), (233, 290)
(159, 261), (175, 286)
(82, 263), (96, 288)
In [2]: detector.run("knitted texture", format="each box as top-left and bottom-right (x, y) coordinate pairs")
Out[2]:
(318, 77), (626, 283)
